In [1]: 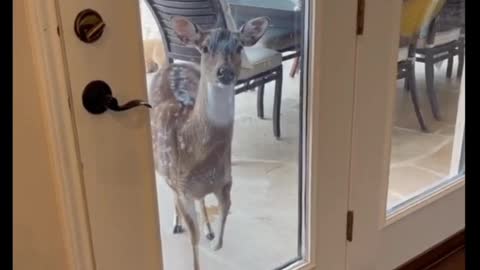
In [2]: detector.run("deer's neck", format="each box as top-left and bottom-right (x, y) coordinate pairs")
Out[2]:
(193, 78), (235, 128)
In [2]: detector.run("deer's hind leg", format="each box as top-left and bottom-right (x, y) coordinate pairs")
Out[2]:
(200, 198), (215, 241)
(212, 181), (232, 251)
(176, 194), (200, 270)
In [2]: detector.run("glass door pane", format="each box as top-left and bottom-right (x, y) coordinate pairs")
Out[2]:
(140, 0), (307, 268)
(387, 0), (465, 213)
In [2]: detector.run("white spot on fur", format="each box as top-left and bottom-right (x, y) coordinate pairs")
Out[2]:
(178, 136), (186, 150)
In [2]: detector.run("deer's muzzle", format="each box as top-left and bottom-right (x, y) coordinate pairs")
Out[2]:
(217, 66), (235, 85)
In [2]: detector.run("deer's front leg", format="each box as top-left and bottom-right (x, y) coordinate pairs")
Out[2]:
(172, 202), (184, 234)
(212, 181), (232, 251)
(176, 195), (200, 270)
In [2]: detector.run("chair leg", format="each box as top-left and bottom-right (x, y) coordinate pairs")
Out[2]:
(457, 42), (465, 79)
(408, 62), (428, 132)
(257, 84), (265, 119)
(425, 55), (442, 120)
(273, 67), (283, 139)
(290, 57), (300, 78)
(404, 74), (410, 92)
(446, 51), (453, 78)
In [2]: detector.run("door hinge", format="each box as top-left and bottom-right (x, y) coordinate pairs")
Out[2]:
(357, 0), (365, 35)
(347, 210), (354, 242)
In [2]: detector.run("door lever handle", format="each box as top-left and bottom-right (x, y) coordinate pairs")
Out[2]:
(82, 80), (151, 115)
(104, 96), (151, 112)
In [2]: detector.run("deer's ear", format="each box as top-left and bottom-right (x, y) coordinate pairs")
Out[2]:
(172, 16), (204, 46)
(239, 17), (270, 46)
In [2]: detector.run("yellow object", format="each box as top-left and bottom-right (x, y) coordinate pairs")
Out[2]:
(400, 0), (446, 37)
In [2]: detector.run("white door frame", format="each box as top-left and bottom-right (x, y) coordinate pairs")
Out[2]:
(22, 0), (361, 269)
(21, 1), (96, 269)
(347, 1), (465, 269)
(27, 0), (164, 269)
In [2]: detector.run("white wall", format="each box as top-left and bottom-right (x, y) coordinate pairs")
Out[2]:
(13, 1), (72, 269)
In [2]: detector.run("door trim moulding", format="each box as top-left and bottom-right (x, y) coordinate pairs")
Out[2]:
(23, 0), (96, 269)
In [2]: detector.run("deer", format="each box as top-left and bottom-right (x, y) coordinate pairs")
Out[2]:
(148, 15), (270, 270)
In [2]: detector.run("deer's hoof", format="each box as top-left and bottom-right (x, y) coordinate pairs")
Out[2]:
(173, 225), (184, 234)
(206, 232), (215, 241)
(211, 241), (223, 251)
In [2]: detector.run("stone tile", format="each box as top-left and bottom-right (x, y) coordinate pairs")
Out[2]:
(415, 141), (454, 176)
(436, 124), (456, 136)
(155, 161), (300, 270)
(390, 128), (450, 166)
(388, 165), (445, 199)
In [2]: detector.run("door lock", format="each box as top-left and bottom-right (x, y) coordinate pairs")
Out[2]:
(74, 9), (106, 43)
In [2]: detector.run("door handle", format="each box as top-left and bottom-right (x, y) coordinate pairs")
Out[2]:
(82, 80), (151, 115)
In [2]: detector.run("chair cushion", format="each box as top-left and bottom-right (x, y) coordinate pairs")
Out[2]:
(239, 47), (283, 80)
(256, 28), (300, 52)
(417, 28), (461, 47)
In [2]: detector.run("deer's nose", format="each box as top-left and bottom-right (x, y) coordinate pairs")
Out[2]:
(217, 66), (235, 85)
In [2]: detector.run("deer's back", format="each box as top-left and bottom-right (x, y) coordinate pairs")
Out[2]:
(149, 63), (200, 108)
(149, 63), (232, 197)
(149, 62), (199, 179)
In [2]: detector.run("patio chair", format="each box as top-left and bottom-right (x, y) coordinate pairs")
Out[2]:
(227, 0), (303, 77)
(398, 43), (428, 132)
(397, 0), (447, 132)
(414, 0), (464, 120)
(145, 0), (285, 138)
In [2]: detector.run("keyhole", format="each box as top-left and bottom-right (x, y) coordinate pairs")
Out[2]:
(74, 9), (106, 43)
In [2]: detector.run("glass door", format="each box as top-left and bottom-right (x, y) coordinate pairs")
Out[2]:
(48, 0), (360, 269)
(141, 0), (308, 268)
(348, 0), (465, 269)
